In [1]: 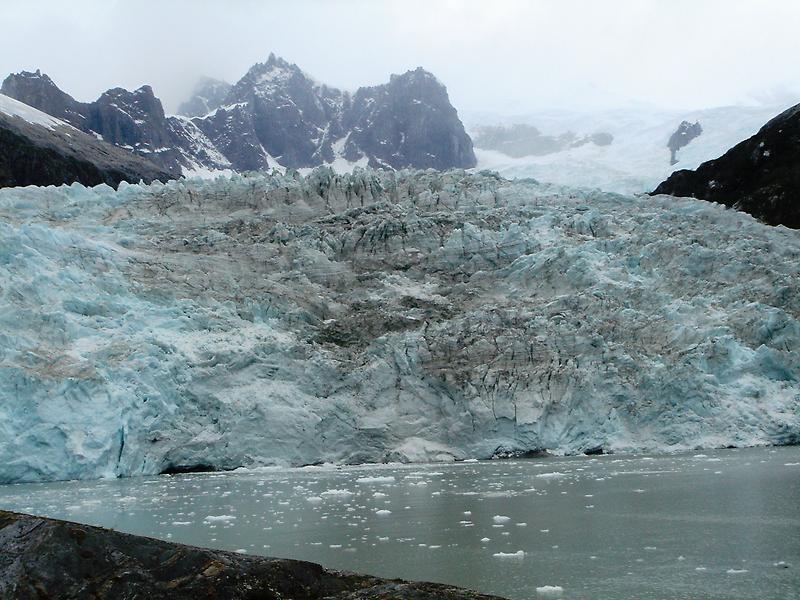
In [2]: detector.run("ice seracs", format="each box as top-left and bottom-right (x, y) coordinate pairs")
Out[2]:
(0, 169), (798, 483)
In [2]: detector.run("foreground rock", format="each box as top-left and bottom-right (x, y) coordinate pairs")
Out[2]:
(652, 103), (800, 228)
(0, 511), (504, 599)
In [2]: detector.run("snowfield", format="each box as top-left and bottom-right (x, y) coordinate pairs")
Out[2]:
(0, 169), (798, 483)
(469, 104), (792, 194)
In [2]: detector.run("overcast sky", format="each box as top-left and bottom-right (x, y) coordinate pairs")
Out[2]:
(2, 0), (799, 115)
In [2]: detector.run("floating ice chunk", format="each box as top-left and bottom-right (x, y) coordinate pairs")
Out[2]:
(356, 476), (396, 484)
(774, 561), (790, 568)
(375, 509), (392, 516)
(203, 515), (236, 523)
(481, 537), (491, 542)
(493, 550), (525, 558)
(516, 522), (527, 527)
(373, 492), (387, 498)
(536, 472), (565, 479)
(306, 496), (323, 503)
(535, 585), (564, 596)
(493, 515), (511, 523)
(726, 568), (748, 574)
(172, 521), (192, 526)
(695, 567), (707, 572)
(321, 489), (353, 497)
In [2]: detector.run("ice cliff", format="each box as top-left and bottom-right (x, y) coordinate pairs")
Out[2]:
(0, 170), (798, 483)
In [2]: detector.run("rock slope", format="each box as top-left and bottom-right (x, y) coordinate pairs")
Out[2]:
(0, 93), (170, 188)
(0, 170), (797, 483)
(653, 103), (800, 228)
(0, 510), (503, 599)
(1, 70), (230, 177)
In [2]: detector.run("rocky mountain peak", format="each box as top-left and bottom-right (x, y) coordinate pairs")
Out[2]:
(1, 70), (84, 125)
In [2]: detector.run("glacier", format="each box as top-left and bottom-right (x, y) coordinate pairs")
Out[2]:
(0, 169), (798, 483)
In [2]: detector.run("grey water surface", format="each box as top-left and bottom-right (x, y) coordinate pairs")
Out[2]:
(1, 446), (798, 600)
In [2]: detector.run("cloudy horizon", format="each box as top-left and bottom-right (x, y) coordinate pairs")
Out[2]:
(2, 0), (800, 116)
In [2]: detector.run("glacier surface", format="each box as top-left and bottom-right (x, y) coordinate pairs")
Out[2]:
(0, 169), (798, 483)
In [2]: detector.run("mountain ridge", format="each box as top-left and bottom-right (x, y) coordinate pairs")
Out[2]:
(1, 56), (476, 177)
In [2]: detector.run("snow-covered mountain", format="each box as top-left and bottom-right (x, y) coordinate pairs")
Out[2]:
(1, 170), (797, 483)
(1, 57), (475, 178)
(466, 104), (795, 194)
(0, 92), (169, 187)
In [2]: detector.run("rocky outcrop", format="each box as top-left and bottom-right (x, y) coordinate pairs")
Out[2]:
(653, 104), (800, 228)
(0, 93), (170, 188)
(667, 120), (702, 165)
(0, 510), (504, 600)
(3, 56), (475, 176)
(473, 123), (613, 158)
(178, 77), (232, 118)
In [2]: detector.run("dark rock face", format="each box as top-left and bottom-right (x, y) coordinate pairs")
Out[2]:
(0, 511), (505, 600)
(652, 104), (800, 228)
(0, 97), (170, 188)
(473, 123), (613, 158)
(193, 55), (476, 171)
(343, 68), (476, 169)
(667, 120), (702, 165)
(178, 77), (232, 118)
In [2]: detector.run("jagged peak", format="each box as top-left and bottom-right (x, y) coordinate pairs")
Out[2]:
(3, 69), (62, 91)
(239, 54), (320, 91)
(388, 67), (444, 88)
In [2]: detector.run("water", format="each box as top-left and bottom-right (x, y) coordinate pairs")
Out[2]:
(1, 447), (798, 600)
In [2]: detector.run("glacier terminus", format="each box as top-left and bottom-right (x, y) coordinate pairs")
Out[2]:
(0, 169), (798, 484)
